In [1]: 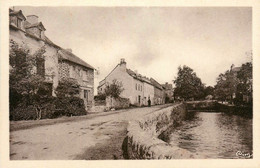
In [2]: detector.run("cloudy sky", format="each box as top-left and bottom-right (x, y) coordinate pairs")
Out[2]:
(16, 7), (252, 93)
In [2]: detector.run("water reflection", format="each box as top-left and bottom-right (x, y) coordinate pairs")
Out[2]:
(167, 112), (252, 159)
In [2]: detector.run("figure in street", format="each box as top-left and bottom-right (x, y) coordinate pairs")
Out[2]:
(148, 97), (151, 107)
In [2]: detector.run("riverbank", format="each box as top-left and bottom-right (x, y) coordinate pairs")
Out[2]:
(185, 100), (252, 118)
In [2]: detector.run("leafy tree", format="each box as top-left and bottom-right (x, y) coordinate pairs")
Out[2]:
(214, 65), (241, 103)
(236, 62), (252, 105)
(104, 79), (124, 98)
(204, 86), (214, 97)
(9, 40), (50, 119)
(173, 65), (205, 101)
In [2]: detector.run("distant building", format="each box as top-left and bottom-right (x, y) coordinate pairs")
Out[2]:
(150, 78), (165, 105)
(162, 82), (174, 103)
(9, 9), (94, 107)
(98, 59), (157, 106)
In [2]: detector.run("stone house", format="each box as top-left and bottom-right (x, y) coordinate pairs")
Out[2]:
(9, 9), (94, 108)
(98, 59), (155, 106)
(150, 78), (165, 105)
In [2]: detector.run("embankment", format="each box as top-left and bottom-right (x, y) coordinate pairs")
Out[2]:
(185, 100), (252, 118)
(123, 103), (197, 159)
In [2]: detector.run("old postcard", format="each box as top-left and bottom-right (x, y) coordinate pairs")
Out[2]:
(1, 0), (260, 168)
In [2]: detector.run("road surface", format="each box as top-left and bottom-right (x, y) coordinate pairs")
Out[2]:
(10, 104), (172, 160)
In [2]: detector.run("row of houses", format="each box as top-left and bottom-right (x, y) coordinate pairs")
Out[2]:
(9, 8), (174, 109)
(9, 9), (95, 108)
(97, 59), (174, 106)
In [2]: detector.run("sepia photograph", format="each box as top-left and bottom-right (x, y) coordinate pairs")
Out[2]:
(1, 1), (260, 168)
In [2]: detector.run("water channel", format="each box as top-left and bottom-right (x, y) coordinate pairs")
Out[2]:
(166, 112), (253, 159)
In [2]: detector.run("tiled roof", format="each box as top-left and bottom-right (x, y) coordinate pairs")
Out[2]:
(9, 9), (94, 71)
(150, 78), (163, 90)
(58, 49), (94, 69)
(126, 69), (152, 84)
(25, 22), (46, 31)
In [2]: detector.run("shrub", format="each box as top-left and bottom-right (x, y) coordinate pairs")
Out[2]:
(10, 96), (87, 121)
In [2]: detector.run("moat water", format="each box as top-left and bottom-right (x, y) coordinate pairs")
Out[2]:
(167, 112), (253, 159)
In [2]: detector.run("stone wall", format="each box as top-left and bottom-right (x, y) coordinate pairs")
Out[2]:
(106, 96), (130, 110)
(124, 103), (198, 159)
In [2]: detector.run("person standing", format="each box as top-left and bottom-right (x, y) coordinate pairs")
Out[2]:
(148, 97), (151, 107)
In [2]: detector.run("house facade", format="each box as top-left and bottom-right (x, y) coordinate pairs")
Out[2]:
(9, 9), (94, 107)
(150, 78), (165, 105)
(98, 59), (155, 106)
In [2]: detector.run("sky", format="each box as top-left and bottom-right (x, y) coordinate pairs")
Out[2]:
(15, 7), (252, 94)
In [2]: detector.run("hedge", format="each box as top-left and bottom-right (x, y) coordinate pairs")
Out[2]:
(10, 96), (87, 121)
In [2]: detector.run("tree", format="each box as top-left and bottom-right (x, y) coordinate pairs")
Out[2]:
(9, 40), (51, 119)
(104, 79), (124, 98)
(236, 62), (252, 105)
(173, 65), (205, 101)
(214, 65), (240, 103)
(204, 86), (214, 97)
(55, 78), (81, 98)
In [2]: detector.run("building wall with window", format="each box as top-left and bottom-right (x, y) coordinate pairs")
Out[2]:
(58, 60), (94, 107)
(98, 59), (155, 106)
(9, 9), (95, 108)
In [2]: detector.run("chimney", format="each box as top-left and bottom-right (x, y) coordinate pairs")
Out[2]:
(120, 58), (126, 65)
(119, 58), (126, 70)
(66, 48), (72, 52)
(26, 15), (38, 24)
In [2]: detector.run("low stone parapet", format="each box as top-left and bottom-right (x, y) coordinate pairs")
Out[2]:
(123, 103), (197, 159)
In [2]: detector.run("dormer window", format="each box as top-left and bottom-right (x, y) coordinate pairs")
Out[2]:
(9, 10), (26, 29)
(24, 15), (46, 39)
(17, 18), (22, 28)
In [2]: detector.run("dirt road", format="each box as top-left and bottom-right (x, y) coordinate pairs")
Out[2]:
(10, 104), (172, 160)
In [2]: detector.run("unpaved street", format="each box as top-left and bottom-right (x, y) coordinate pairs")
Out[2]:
(10, 104), (172, 160)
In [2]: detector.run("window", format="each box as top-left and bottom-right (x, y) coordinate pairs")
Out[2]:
(83, 70), (88, 81)
(84, 90), (89, 101)
(69, 66), (75, 78)
(36, 56), (45, 77)
(141, 86), (142, 91)
(79, 69), (82, 77)
(136, 83), (137, 90)
(39, 29), (42, 38)
(17, 18), (22, 28)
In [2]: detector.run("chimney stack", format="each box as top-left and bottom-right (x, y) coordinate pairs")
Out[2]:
(120, 58), (126, 65)
(26, 15), (38, 24)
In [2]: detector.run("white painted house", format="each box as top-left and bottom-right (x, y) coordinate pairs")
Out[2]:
(98, 59), (155, 106)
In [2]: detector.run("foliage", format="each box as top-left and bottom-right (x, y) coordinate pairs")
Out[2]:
(9, 40), (51, 119)
(173, 65), (205, 100)
(94, 93), (106, 101)
(55, 78), (80, 98)
(104, 79), (124, 98)
(203, 86), (214, 98)
(9, 40), (87, 121)
(235, 62), (252, 105)
(10, 96), (86, 121)
(214, 61), (252, 105)
(236, 62), (252, 95)
(53, 97), (86, 117)
(214, 64), (240, 102)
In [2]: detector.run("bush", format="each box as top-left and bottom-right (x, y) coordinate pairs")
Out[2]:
(55, 97), (86, 117)
(10, 105), (38, 121)
(10, 96), (87, 121)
